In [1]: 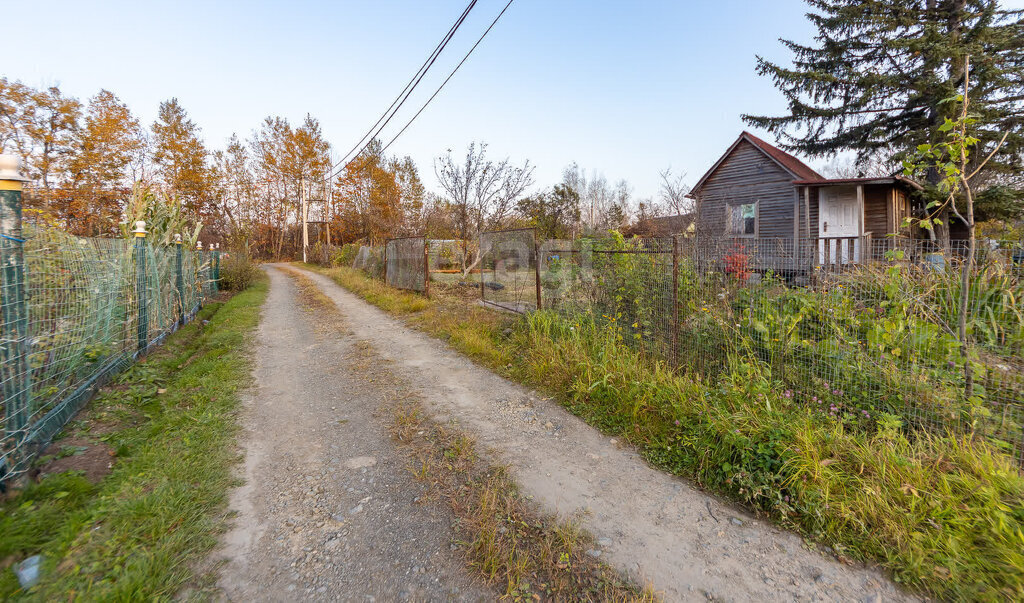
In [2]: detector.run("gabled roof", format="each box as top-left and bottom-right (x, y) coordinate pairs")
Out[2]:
(689, 131), (823, 196)
(742, 131), (822, 181)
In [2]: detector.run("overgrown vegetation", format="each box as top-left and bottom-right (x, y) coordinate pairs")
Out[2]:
(542, 232), (1024, 461)
(0, 277), (266, 599)
(311, 262), (1024, 601)
(218, 251), (261, 291)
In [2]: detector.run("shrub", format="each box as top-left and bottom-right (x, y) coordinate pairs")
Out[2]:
(332, 244), (360, 267)
(219, 252), (261, 291)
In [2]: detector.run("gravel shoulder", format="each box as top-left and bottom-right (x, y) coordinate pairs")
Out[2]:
(290, 265), (915, 603)
(216, 266), (493, 601)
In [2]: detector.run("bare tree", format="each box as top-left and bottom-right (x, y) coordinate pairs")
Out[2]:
(819, 154), (893, 179)
(435, 142), (534, 274)
(658, 167), (692, 216)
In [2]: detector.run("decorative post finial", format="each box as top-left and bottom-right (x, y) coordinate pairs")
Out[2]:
(132, 220), (148, 238)
(0, 154), (29, 189)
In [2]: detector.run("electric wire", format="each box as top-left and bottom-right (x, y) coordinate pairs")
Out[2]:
(331, 0), (516, 180)
(329, 0), (478, 175)
(379, 0), (516, 156)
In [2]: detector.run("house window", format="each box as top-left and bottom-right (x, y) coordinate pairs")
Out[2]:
(727, 202), (757, 236)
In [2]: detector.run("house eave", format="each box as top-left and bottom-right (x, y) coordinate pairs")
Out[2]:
(791, 176), (923, 191)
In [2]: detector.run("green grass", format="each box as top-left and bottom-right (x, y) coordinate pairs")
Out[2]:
(307, 263), (1024, 602)
(0, 277), (268, 600)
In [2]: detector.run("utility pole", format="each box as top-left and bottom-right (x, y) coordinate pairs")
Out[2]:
(301, 175), (308, 263)
(325, 174), (332, 248)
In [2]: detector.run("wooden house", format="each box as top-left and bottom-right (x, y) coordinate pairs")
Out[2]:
(686, 132), (921, 271)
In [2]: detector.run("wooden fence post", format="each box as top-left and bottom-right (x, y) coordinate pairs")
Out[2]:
(0, 155), (30, 456)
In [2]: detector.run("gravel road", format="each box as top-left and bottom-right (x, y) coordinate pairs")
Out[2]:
(217, 266), (492, 601)
(216, 265), (915, 602)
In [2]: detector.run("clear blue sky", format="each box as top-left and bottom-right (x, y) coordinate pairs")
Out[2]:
(7, 0), (1023, 201)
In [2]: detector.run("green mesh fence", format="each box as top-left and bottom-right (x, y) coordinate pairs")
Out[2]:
(1, 225), (214, 485)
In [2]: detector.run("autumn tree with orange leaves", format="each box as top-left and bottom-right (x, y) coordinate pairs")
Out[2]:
(0, 78), (534, 258)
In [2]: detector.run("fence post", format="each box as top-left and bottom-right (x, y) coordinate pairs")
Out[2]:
(672, 235), (680, 366)
(479, 235), (485, 302)
(133, 221), (149, 355)
(206, 243), (214, 295)
(423, 238), (430, 299)
(534, 230), (542, 311)
(213, 243), (220, 293)
(175, 234), (184, 326)
(0, 155), (31, 459)
(196, 241), (204, 310)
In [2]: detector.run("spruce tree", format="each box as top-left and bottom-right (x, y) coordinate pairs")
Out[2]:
(743, 0), (1024, 233)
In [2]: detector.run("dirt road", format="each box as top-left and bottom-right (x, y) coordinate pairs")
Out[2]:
(217, 266), (491, 601)
(217, 265), (912, 602)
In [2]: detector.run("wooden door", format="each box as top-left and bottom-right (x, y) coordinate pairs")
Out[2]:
(818, 186), (861, 264)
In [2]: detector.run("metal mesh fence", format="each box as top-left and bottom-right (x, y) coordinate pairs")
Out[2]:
(541, 236), (676, 359)
(352, 245), (385, 278)
(1, 225), (214, 484)
(427, 239), (473, 273)
(293, 227), (1024, 464)
(540, 235), (1024, 465)
(480, 228), (539, 313)
(385, 237), (427, 293)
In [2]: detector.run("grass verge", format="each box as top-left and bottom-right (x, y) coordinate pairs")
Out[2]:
(388, 401), (654, 601)
(281, 266), (653, 601)
(304, 263), (1024, 601)
(0, 277), (268, 600)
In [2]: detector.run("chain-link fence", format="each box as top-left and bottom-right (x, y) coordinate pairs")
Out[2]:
(540, 234), (1024, 465)
(1, 222), (216, 486)
(385, 236), (428, 294)
(480, 228), (539, 313)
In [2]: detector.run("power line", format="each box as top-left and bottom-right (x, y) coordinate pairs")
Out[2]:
(379, 0), (516, 157)
(331, 0), (516, 181)
(329, 0), (478, 175)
